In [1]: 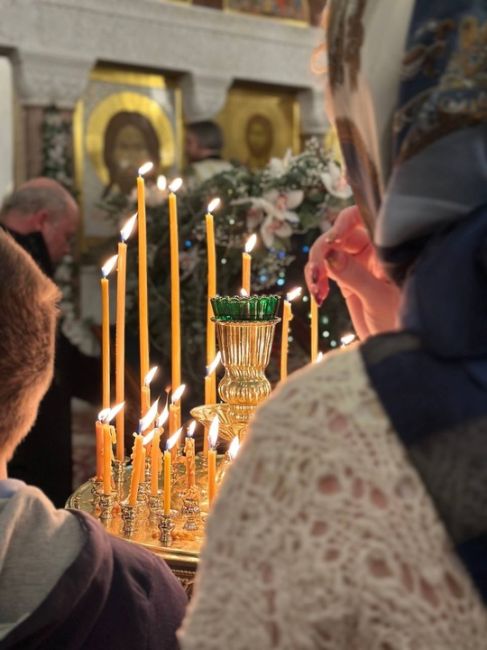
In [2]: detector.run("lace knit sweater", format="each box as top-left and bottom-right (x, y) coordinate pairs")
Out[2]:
(180, 346), (487, 649)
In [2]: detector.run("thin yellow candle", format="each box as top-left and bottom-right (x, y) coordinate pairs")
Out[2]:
(95, 418), (105, 480)
(139, 447), (146, 484)
(141, 366), (158, 419)
(208, 416), (219, 507)
(280, 287), (302, 382)
(128, 435), (143, 506)
(310, 295), (319, 363)
(168, 178), (183, 392)
(137, 162), (153, 392)
(242, 233), (256, 295)
(151, 405), (169, 496)
(163, 449), (171, 516)
(169, 383), (185, 442)
(150, 429), (161, 496)
(115, 214), (137, 460)
(206, 199), (220, 402)
(185, 421), (197, 489)
(164, 428), (181, 515)
(100, 255), (117, 410)
(204, 352), (221, 406)
(103, 424), (112, 495)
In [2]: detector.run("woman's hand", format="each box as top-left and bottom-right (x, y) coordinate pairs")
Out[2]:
(305, 206), (401, 340)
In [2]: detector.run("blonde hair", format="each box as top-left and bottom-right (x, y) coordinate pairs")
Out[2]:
(0, 231), (60, 457)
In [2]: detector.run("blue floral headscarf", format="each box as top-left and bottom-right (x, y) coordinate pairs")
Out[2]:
(326, 0), (487, 603)
(326, 0), (487, 280)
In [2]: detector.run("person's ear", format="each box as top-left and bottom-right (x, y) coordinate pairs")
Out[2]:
(33, 210), (49, 230)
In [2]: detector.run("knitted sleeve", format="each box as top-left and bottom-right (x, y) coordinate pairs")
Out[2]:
(180, 348), (487, 650)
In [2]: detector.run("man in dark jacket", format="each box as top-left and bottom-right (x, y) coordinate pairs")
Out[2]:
(0, 229), (187, 649)
(0, 178), (100, 506)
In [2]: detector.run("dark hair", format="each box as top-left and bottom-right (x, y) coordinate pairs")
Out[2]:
(186, 121), (224, 153)
(103, 111), (160, 191)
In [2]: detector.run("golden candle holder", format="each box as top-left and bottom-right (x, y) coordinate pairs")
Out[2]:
(90, 478), (103, 508)
(121, 502), (139, 536)
(99, 492), (116, 523)
(148, 494), (163, 524)
(159, 513), (175, 546)
(192, 315), (279, 444)
(181, 486), (201, 532)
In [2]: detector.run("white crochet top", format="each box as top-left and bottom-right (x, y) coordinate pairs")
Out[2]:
(180, 346), (487, 649)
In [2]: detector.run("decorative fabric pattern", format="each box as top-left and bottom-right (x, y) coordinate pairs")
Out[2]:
(180, 348), (487, 649)
(395, 6), (487, 163)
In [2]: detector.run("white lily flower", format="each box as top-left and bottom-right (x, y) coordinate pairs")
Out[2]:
(321, 161), (353, 200)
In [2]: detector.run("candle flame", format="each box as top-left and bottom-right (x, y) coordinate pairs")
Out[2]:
(228, 436), (240, 460)
(107, 402), (125, 423)
(316, 351), (324, 363)
(157, 403), (169, 428)
(207, 197), (221, 213)
(138, 399), (160, 433)
(340, 333), (356, 347)
(142, 427), (157, 447)
(144, 365), (158, 387)
(157, 175), (167, 191)
(187, 420), (197, 438)
(286, 286), (302, 302)
(166, 427), (182, 451)
(207, 352), (221, 376)
(101, 254), (118, 278)
(244, 233), (257, 254)
(240, 288), (249, 297)
(171, 383), (186, 404)
(97, 408), (111, 423)
(209, 416), (219, 448)
(120, 213), (137, 242)
(169, 177), (183, 193)
(138, 161), (154, 176)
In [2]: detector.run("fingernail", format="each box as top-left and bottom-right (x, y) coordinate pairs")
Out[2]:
(325, 249), (346, 272)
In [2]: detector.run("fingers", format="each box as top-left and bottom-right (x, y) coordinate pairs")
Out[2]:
(305, 261), (329, 306)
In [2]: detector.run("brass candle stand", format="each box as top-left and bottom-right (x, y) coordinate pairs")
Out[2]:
(192, 295), (280, 444)
(69, 294), (281, 594)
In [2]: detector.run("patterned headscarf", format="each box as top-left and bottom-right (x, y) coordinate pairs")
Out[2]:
(325, 0), (487, 280)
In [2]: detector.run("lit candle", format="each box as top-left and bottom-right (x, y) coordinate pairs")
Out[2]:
(168, 178), (183, 394)
(242, 234), (257, 295)
(139, 446), (146, 484)
(169, 383), (185, 439)
(310, 295), (318, 363)
(204, 352), (221, 406)
(206, 198), (220, 402)
(115, 214), (137, 460)
(100, 255), (118, 410)
(208, 416), (219, 507)
(340, 333), (357, 348)
(228, 436), (240, 461)
(137, 162), (153, 395)
(141, 366), (158, 417)
(149, 429), (161, 496)
(103, 423), (112, 495)
(164, 428), (182, 515)
(280, 287), (302, 381)
(95, 410), (109, 481)
(128, 435), (143, 506)
(185, 420), (197, 489)
(139, 398), (160, 436)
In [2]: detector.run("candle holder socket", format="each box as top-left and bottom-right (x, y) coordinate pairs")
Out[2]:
(181, 487), (201, 532)
(148, 494), (163, 524)
(99, 492), (115, 523)
(159, 513), (175, 546)
(90, 478), (103, 508)
(121, 502), (139, 536)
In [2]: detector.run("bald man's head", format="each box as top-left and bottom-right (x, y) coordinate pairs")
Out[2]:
(0, 178), (79, 265)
